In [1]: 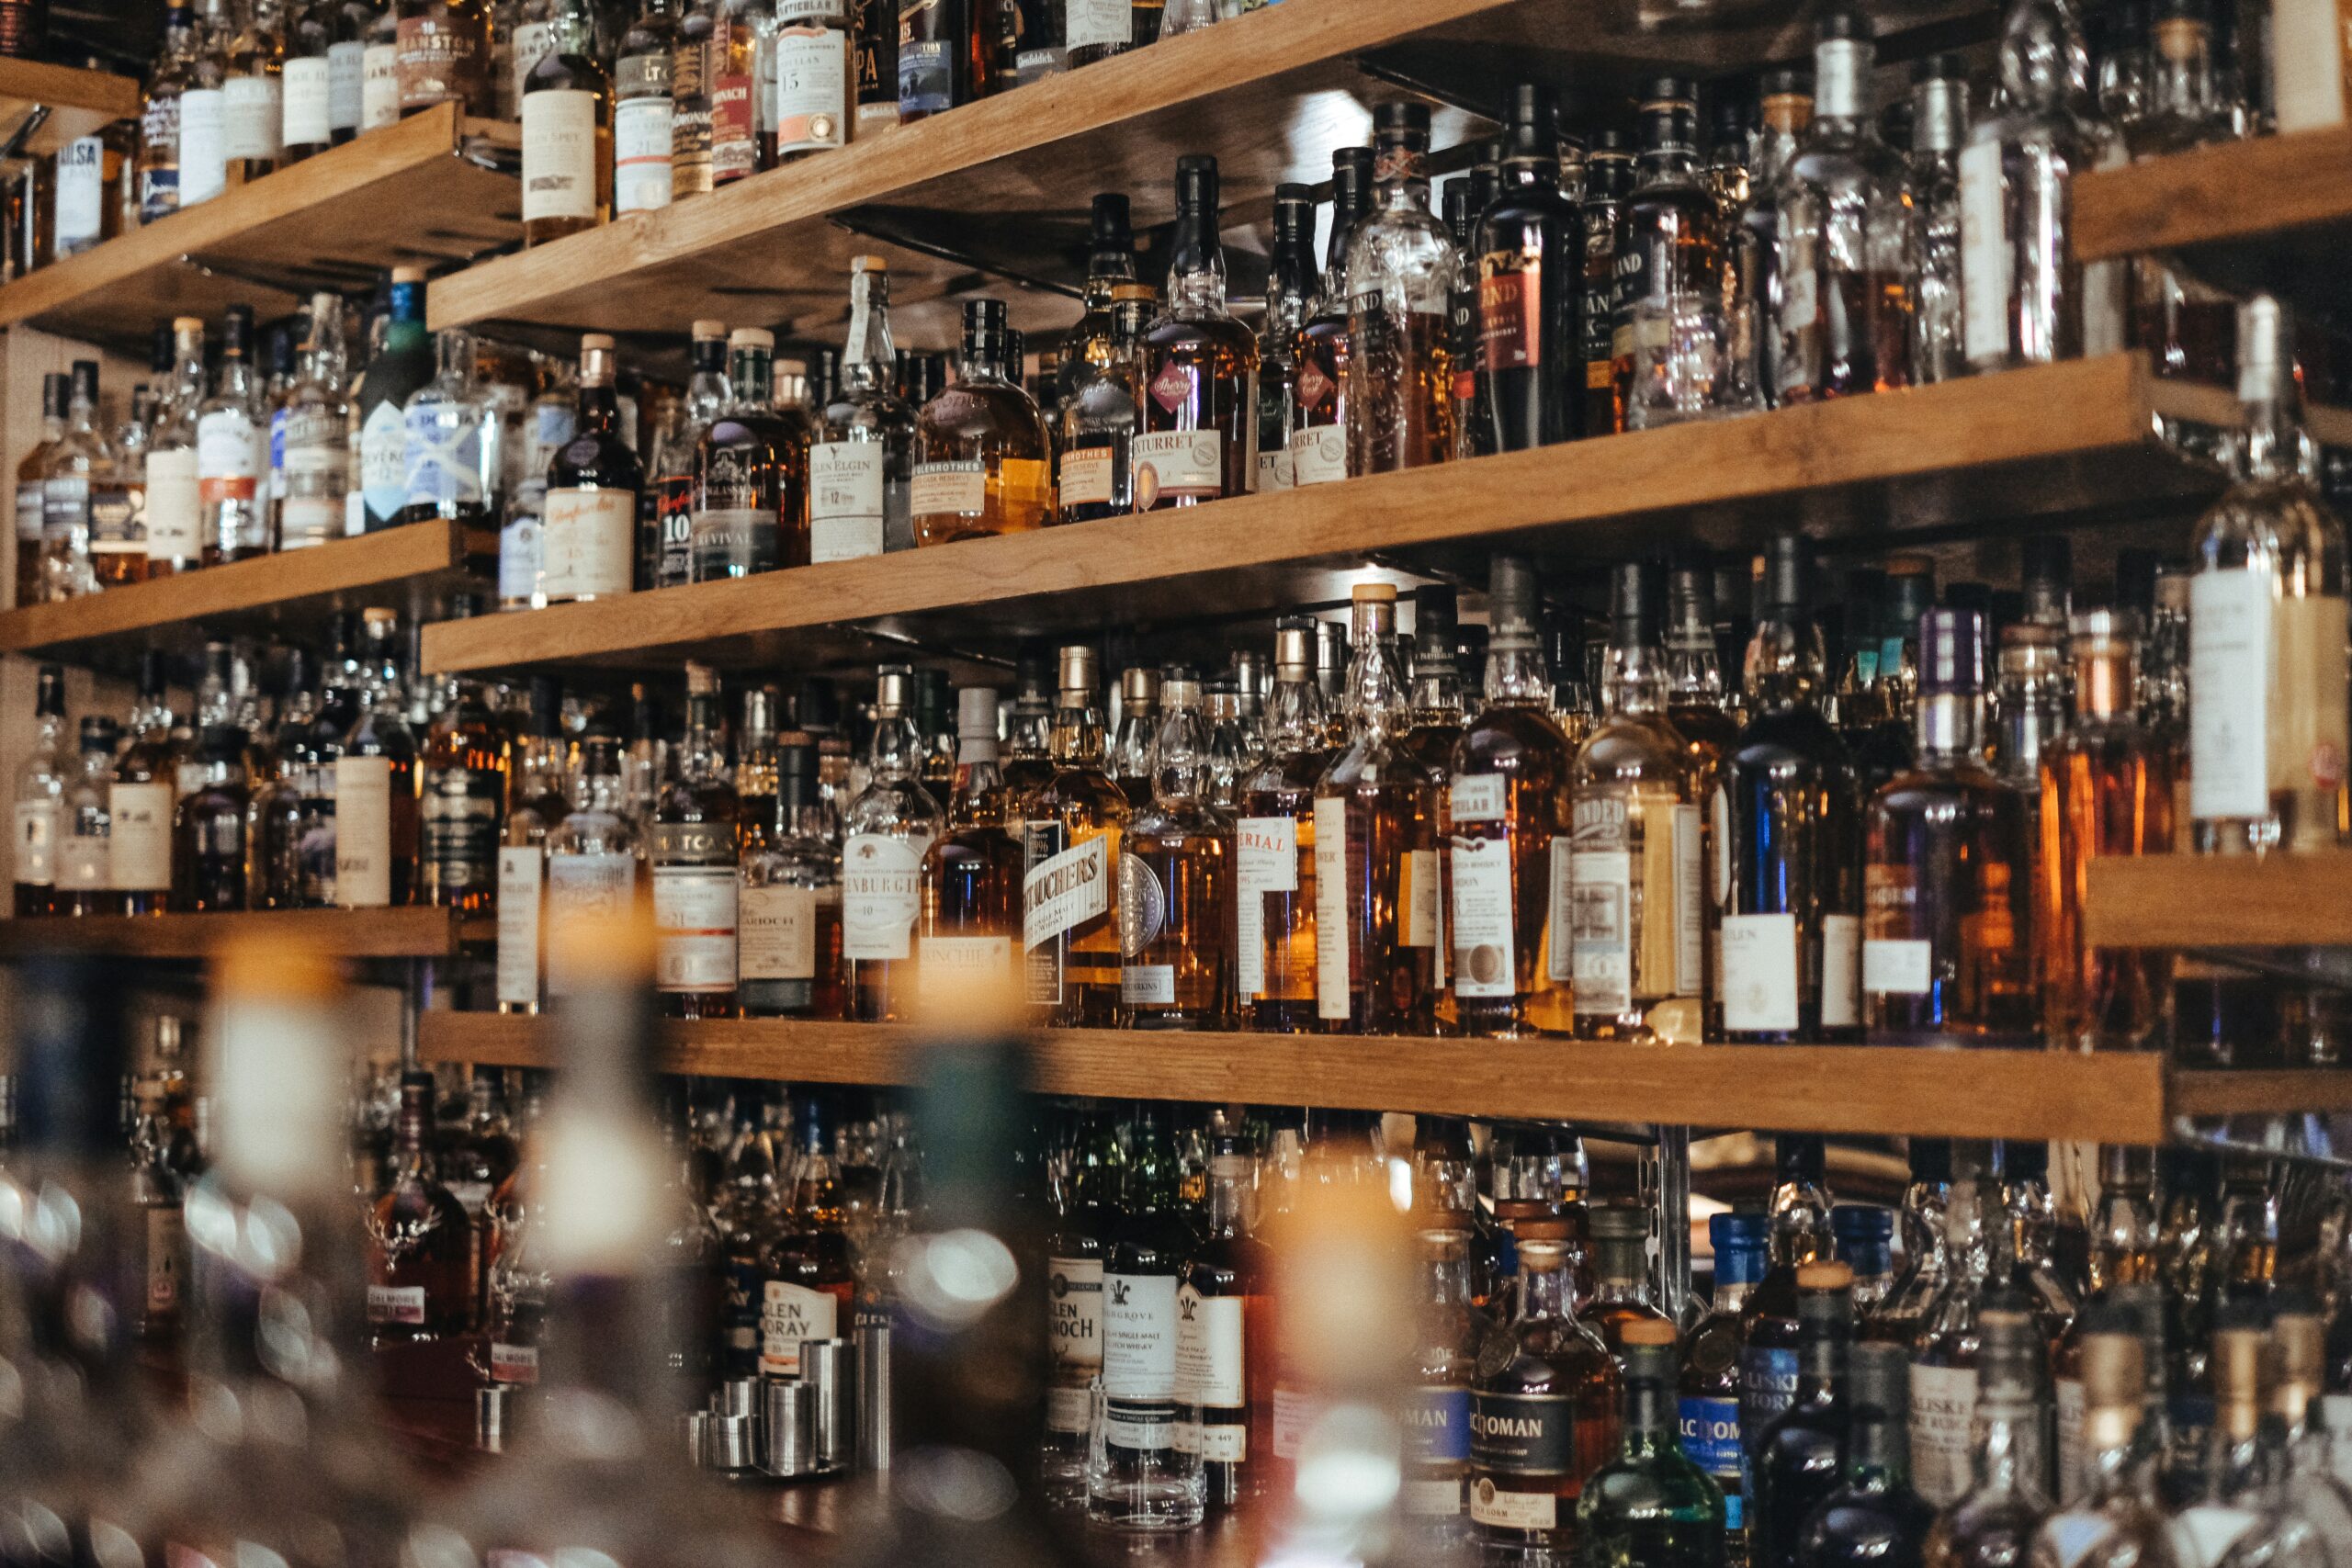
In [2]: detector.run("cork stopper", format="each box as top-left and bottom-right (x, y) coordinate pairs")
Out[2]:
(1352, 581), (1398, 604)
(729, 327), (775, 350)
(1796, 1260), (1854, 1291)
(1512, 1217), (1573, 1242)
(692, 318), (727, 340)
(1620, 1318), (1677, 1348)
(391, 265), (427, 284)
(2213, 1323), (2268, 1440)
(579, 333), (616, 353)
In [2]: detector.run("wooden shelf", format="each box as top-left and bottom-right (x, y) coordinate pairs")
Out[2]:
(0, 104), (517, 354)
(0, 59), (139, 159)
(0, 519), (490, 678)
(2084, 852), (2352, 949)
(0, 906), (482, 960)
(419, 1011), (2349, 1143)
(421, 354), (2219, 678)
(2075, 125), (2352, 322)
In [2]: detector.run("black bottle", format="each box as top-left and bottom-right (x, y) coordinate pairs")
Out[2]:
(1578, 128), (1634, 438)
(1748, 1259), (1854, 1568)
(1479, 82), (1583, 452)
(1795, 1343), (1933, 1568)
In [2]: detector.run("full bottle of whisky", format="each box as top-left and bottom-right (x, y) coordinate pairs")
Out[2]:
(175, 724), (253, 910)
(1345, 103), (1464, 472)
(842, 666), (942, 1021)
(1749, 1260), (1856, 1568)
(1450, 555), (1575, 1038)
(1797, 1343), (1935, 1568)
(918, 685), (1023, 1006)
(1182, 1120), (1272, 1507)
(1579, 130), (1634, 434)
(334, 610), (418, 909)
(395, 0), (494, 117)
(197, 308), (268, 563)
(496, 676), (571, 1014)
(1918, 1307), (2050, 1568)
(1124, 671), (1233, 1029)
(912, 299), (1054, 545)
(1315, 583), (1441, 1033)
(1087, 1102), (1204, 1532)
(111, 657), (177, 916)
(519, 0), (611, 248)
(400, 327), (495, 529)
(1255, 184), (1317, 491)
(1724, 536), (1865, 1043)
(1290, 146), (1373, 488)
(542, 333), (643, 603)
(2030, 1313), (2174, 1568)
(693, 326), (808, 580)
(1476, 84), (1583, 451)
(1405, 1223), (1481, 1547)
(222, 0), (287, 186)
(277, 291), (353, 553)
(650, 663), (740, 1018)
(1236, 618), (1329, 1032)
(367, 1068), (477, 1343)
(1568, 561), (1706, 1043)
(1136, 154), (1259, 510)
(56, 718), (118, 919)
(650, 321), (727, 587)
(1045, 1100), (1125, 1506)
(418, 676), (507, 913)
(1057, 193), (1139, 411)
(613, 0), (678, 214)
(1617, 77), (1736, 427)
(813, 256), (915, 560)
(11, 663), (64, 914)
(741, 735), (846, 1019)
(1057, 283), (1153, 523)
(542, 724), (649, 999)
(1905, 1162), (2018, 1509)
(1023, 645), (1128, 1026)
(1860, 608), (2037, 1045)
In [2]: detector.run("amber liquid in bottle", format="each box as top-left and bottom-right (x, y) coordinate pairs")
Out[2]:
(367, 1071), (479, 1344)
(1236, 624), (1328, 1032)
(1136, 155), (1259, 509)
(912, 299), (1055, 545)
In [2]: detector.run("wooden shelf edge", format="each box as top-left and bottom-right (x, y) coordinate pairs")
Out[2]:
(0, 60), (141, 156)
(0, 906), (468, 959)
(421, 354), (2177, 676)
(2075, 124), (2352, 265)
(0, 519), (477, 659)
(418, 1013), (2184, 1141)
(2083, 852), (2352, 949)
(2168, 1067), (2352, 1119)
(0, 103), (482, 330)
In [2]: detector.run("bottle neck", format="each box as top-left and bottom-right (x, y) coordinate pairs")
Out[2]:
(866, 708), (922, 782)
(1264, 671), (1324, 757)
(1166, 202), (1229, 317)
(1915, 691), (1984, 761)
(1604, 639), (1668, 717)
(1515, 1264), (1573, 1322)
(729, 347), (774, 409)
(1484, 640), (1550, 706)
(1049, 694), (1106, 768)
(1343, 611), (1408, 739)
(843, 274), (896, 385)
(2242, 391), (2307, 483)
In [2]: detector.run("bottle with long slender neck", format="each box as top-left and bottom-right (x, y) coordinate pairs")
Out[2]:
(1290, 146), (1373, 487)
(1907, 1158), (2023, 1508)
(1087, 1103), (1204, 1530)
(814, 256), (916, 559)
(1450, 556), (1574, 1037)
(2033, 1310), (2177, 1568)
(842, 665), (943, 1022)
(1316, 583), (1441, 1033)
(650, 662), (740, 1019)
(1346, 102), (1462, 472)
(543, 333), (644, 603)
(277, 291), (352, 552)
(740, 737), (845, 1019)
(1683, 1212), (1770, 1564)
(1478, 82), (1583, 450)
(198, 309), (270, 562)
(335, 609), (418, 908)
(139, 6), (203, 221)
(1182, 1122), (1271, 1507)
(1022, 646), (1127, 1026)
(1618, 77), (1735, 427)
(1236, 619), (1328, 1032)
(1254, 183), (1317, 491)
(1800, 1343), (1934, 1568)
(1580, 129), (1634, 434)
(13, 663), (66, 915)
(1135, 154), (1257, 508)
(15, 372), (65, 604)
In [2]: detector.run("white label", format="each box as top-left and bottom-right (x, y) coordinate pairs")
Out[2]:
(1121, 964), (1175, 1005)
(1175, 1286), (1245, 1407)
(1047, 1255), (1104, 1380)
(496, 846), (543, 1007)
(1102, 1271), (1179, 1400)
(1862, 937), (1932, 996)
(14, 800), (56, 886)
(283, 56), (332, 145)
(547, 852), (638, 995)
(333, 756), (393, 907)
(1060, 446), (1116, 507)
(198, 410), (262, 482)
(360, 400), (408, 520)
(522, 89), (599, 222)
(1192, 1424), (1246, 1462)
(809, 443), (886, 561)
(1313, 795), (1350, 1020)
(1470, 1486), (1557, 1530)
(653, 866), (738, 992)
(772, 25), (848, 152)
(279, 444), (347, 547)
(367, 1284), (427, 1325)
(1234, 815), (1296, 1000)
(1290, 425), (1346, 486)
(2054, 1376), (2086, 1506)
(910, 461), (987, 518)
(490, 1343), (539, 1384)
(540, 487), (638, 601)
(740, 884), (818, 979)
(1131, 430), (1223, 502)
(61, 825), (107, 892)
(1023, 834), (1110, 951)
(1672, 803), (1702, 995)
(917, 935), (1013, 1008)
(1571, 848), (1632, 1014)
(613, 96), (673, 213)
(1450, 835), (1516, 998)
(1781, 263), (1818, 333)
(327, 40), (366, 130)
(1256, 447), (1293, 492)
(2174, 1508), (2263, 1568)
(108, 783), (174, 891)
(53, 137), (104, 248)
(842, 833), (924, 960)
(1451, 773), (1506, 824)
(2189, 570), (2274, 820)
(1065, 0), (1133, 50)
(1821, 912), (1861, 1028)
(1403, 847), (1440, 947)
(2275, 0), (2351, 129)
(1546, 838), (1573, 982)
(1721, 913), (1800, 1032)
(1961, 139), (2013, 365)
(362, 41), (401, 130)
(1909, 1362), (1978, 1507)
(759, 1280), (839, 1377)
(179, 87), (228, 204)
(224, 74), (282, 160)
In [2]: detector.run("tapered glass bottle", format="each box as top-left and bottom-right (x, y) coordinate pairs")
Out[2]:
(693, 326), (807, 579)
(1124, 672), (1233, 1028)
(650, 663), (740, 1018)
(917, 685), (1022, 1005)
(1618, 77), (1736, 427)
(1749, 1261), (1856, 1568)
(520, 0), (612, 246)
(1289, 146), (1373, 488)
(1023, 644), (1127, 1026)
(1235, 619), (1328, 1032)
(814, 256), (915, 560)
(842, 665), (943, 1022)
(1346, 102), (1462, 472)
(740, 737), (846, 1019)
(1135, 155), (1257, 508)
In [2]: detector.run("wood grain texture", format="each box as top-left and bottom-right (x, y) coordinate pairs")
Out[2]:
(422, 355), (2202, 677)
(2084, 852), (2352, 948)
(0, 519), (486, 675)
(0, 906), (471, 958)
(2168, 1069), (2352, 1118)
(0, 60), (141, 157)
(418, 1013), (2186, 1141)
(0, 105), (517, 355)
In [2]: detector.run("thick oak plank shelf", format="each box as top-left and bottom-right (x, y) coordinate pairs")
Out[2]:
(0, 906), (480, 960)
(0, 60), (139, 159)
(421, 355), (2221, 678)
(420, 1011), (2339, 1143)
(0, 104), (517, 355)
(0, 518), (489, 677)
(2084, 853), (2352, 949)
(2075, 126), (2352, 321)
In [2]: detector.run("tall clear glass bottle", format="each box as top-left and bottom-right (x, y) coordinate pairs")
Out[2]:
(1290, 146), (1373, 488)
(1908, 56), (1970, 384)
(741, 736), (846, 1019)
(1124, 672), (1233, 1028)
(1057, 283), (1152, 523)
(40, 360), (117, 601)
(223, 0), (288, 186)
(519, 0), (612, 246)
(917, 685), (1022, 1005)
(139, 5), (204, 220)
(692, 326), (806, 579)
(813, 255), (915, 559)
(1253, 184), (1317, 491)
(1618, 77), (1735, 427)
(198, 308), (271, 562)
(401, 326), (497, 527)
(278, 289), (353, 550)
(1136, 154), (1258, 508)
(12, 662), (66, 914)
(842, 665), (942, 1021)
(1346, 102), (1462, 472)
(1236, 618), (1328, 1031)
(1087, 1102), (1204, 1531)
(1023, 644), (1127, 1026)
(334, 608), (418, 908)
(542, 724), (649, 998)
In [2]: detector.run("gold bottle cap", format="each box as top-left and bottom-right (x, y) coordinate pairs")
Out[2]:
(1110, 282), (1158, 303)
(730, 327), (775, 350)
(174, 314), (206, 333)
(1352, 581), (1398, 604)
(685, 661), (721, 697)
(1515, 1237), (1569, 1271)
(1418, 1226), (1473, 1255)
(1163, 673), (1203, 710)
(1121, 666), (1161, 705)
(693, 318), (728, 341)
(1057, 645), (1099, 699)
(391, 264), (428, 284)
(2213, 1325), (2268, 1439)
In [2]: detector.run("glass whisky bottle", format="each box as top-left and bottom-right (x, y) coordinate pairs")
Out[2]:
(198, 307), (269, 563)
(650, 321), (725, 588)
(1580, 1319), (1728, 1568)
(814, 256), (916, 560)
(519, 0), (610, 248)
(1861, 609), (2037, 1045)
(2031, 1312), (2177, 1568)
(496, 676), (571, 1014)
(1289, 145), (1373, 489)
(1770, 11), (1913, 402)
(842, 665), (942, 1022)
(1346, 102), (1463, 473)
(334, 612), (419, 909)
(1920, 1307), (2051, 1568)
(1255, 183), (1317, 491)
(1618, 77), (1735, 428)
(1136, 154), (1259, 509)
(11, 662), (64, 915)
(1045, 1100), (1124, 1506)
(542, 724), (648, 999)
(1476, 85), (1581, 452)
(1057, 284), (1152, 524)
(400, 327), (497, 530)
(1450, 555), (1575, 1038)
(366, 1068), (478, 1343)
(1089, 1101), (1204, 1531)
(1683, 1211), (1769, 1565)
(1023, 645), (1127, 1026)
(693, 326), (807, 580)
(1798, 1342), (1935, 1568)
(1315, 583), (1441, 1034)
(913, 299), (1055, 545)
(1124, 671), (1233, 1029)
(1569, 561), (1707, 1043)
(1586, 1203), (1675, 1365)
(1056, 193), (1140, 411)
(56, 717), (118, 919)
(740, 737), (845, 1019)
(418, 676), (507, 913)
(1236, 618), (1329, 1032)
(1469, 1230), (1623, 1563)
(1181, 1121), (1272, 1508)
(1405, 1224), (1481, 1549)
(650, 662), (740, 1018)
(1907, 56), (1970, 386)
(1749, 1260), (1856, 1568)
(1111, 665), (1162, 807)
(918, 685), (1023, 1006)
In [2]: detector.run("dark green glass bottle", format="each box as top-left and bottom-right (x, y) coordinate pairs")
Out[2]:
(1796, 1342), (1935, 1568)
(1580, 1319), (1728, 1568)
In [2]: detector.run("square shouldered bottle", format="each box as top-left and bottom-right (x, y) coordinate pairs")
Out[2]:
(650, 661), (741, 1019)
(1580, 1319), (1728, 1568)
(1683, 1211), (1770, 1564)
(813, 256), (915, 560)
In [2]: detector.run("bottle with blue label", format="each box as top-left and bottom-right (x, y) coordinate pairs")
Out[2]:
(1739, 1136), (1835, 1455)
(401, 326), (498, 527)
(1404, 1223), (1480, 1549)
(1682, 1211), (1769, 1562)
(356, 265), (435, 532)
